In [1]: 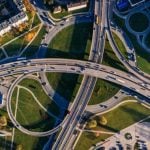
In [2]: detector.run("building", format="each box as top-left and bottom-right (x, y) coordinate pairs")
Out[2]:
(67, 1), (88, 12)
(53, 6), (62, 14)
(0, 0), (28, 36)
(116, 0), (129, 11)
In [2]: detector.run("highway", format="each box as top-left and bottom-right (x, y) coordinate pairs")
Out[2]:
(51, 0), (106, 149)
(4, 58), (150, 137)
(51, 0), (150, 148)
(105, 0), (150, 84)
(0, 0), (145, 141)
(0, 0), (149, 148)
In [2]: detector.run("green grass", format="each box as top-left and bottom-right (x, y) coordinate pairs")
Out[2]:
(19, 78), (60, 116)
(4, 26), (39, 57)
(46, 23), (93, 60)
(76, 102), (150, 149)
(11, 88), (55, 132)
(0, 49), (5, 60)
(0, 130), (48, 150)
(0, 87), (51, 149)
(129, 13), (149, 32)
(75, 132), (110, 150)
(46, 73), (83, 102)
(14, 129), (49, 150)
(11, 87), (18, 115)
(0, 109), (7, 117)
(113, 14), (150, 74)
(121, 96), (137, 101)
(143, 117), (150, 122)
(88, 79), (121, 105)
(102, 38), (127, 72)
(22, 26), (46, 57)
(46, 23), (125, 104)
(145, 32), (150, 48)
(93, 102), (150, 132)
(51, 7), (88, 19)
(32, 14), (41, 28)
(4, 35), (26, 57)
(0, 33), (15, 46)
(46, 23), (92, 102)
(112, 32), (128, 59)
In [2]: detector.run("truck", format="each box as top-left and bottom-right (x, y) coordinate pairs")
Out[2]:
(117, 79), (125, 84)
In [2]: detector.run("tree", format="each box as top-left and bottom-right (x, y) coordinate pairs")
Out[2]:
(98, 116), (107, 125)
(23, 0), (35, 14)
(44, 0), (54, 5)
(25, 30), (36, 42)
(94, 132), (100, 137)
(48, 0), (54, 5)
(87, 119), (97, 129)
(0, 116), (7, 127)
(16, 144), (23, 150)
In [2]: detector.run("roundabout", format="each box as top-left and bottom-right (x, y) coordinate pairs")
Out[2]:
(125, 10), (150, 37)
(128, 12), (149, 33)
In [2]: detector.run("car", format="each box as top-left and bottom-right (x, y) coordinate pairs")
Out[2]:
(110, 71), (115, 74)
(43, 12), (48, 17)
(103, 105), (107, 108)
(97, 147), (105, 150)
(42, 82), (46, 86)
(110, 147), (117, 150)
(121, 91), (124, 94)
(126, 144), (132, 150)
(24, 71), (29, 74)
(42, 43), (48, 47)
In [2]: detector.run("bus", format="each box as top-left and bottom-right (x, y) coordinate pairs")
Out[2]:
(95, 15), (101, 25)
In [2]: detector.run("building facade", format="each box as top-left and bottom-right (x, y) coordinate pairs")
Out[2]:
(0, 0), (28, 36)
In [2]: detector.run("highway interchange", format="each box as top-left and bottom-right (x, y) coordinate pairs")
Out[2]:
(1, 58), (148, 137)
(0, 0), (150, 149)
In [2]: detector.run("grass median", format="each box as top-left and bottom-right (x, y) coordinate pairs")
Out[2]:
(46, 23), (124, 103)
(88, 79), (121, 105)
(19, 78), (60, 116)
(8, 86), (54, 150)
(112, 32), (128, 60)
(103, 38), (127, 72)
(46, 73), (83, 102)
(46, 23), (92, 60)
(12, 88), (56, 132)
